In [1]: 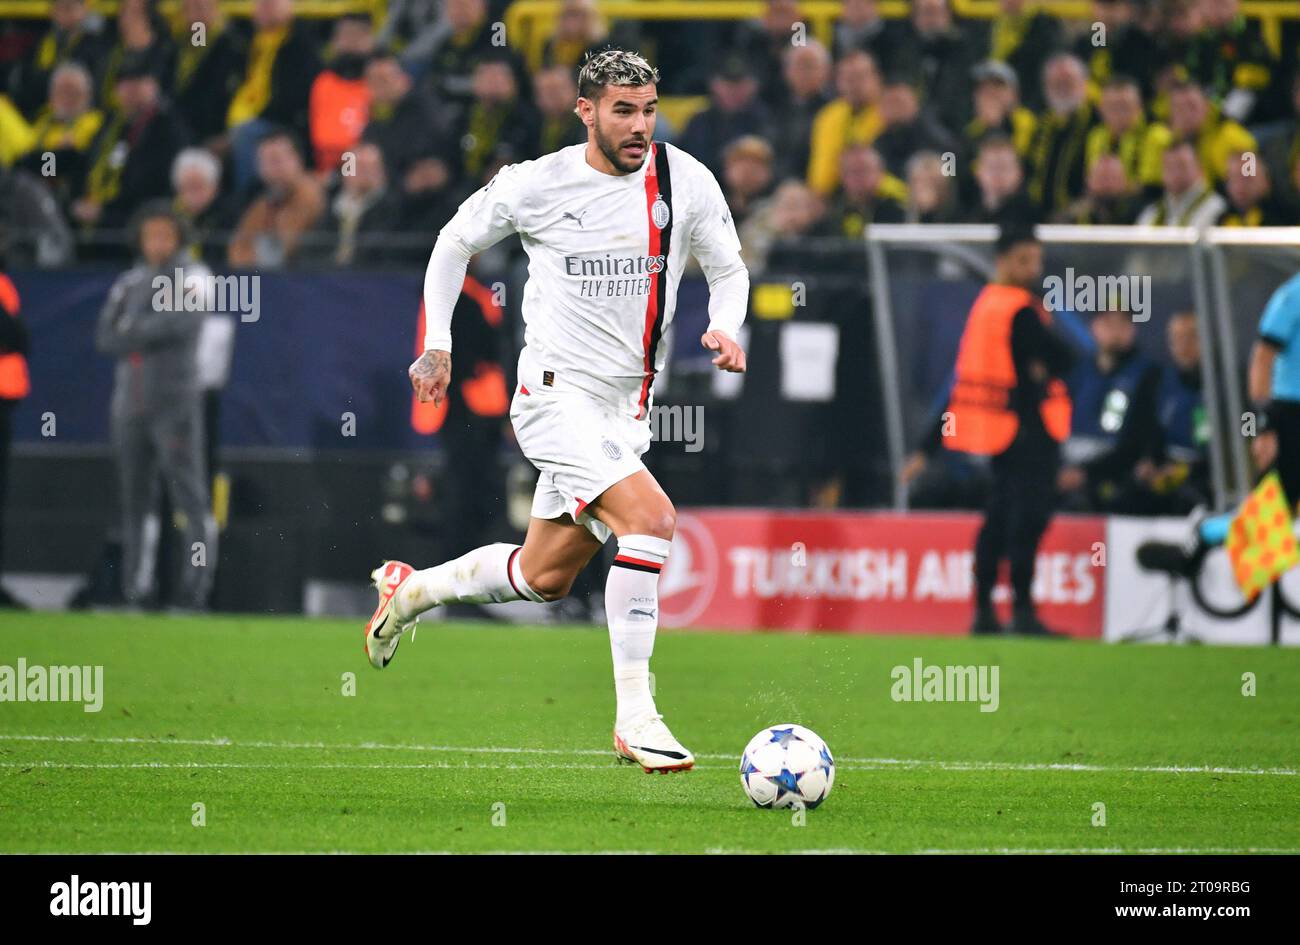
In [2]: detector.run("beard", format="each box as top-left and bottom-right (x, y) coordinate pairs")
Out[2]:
(593, 115), (648, 174)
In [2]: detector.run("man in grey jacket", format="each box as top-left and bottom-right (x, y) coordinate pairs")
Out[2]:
(96, 201), (216, 609)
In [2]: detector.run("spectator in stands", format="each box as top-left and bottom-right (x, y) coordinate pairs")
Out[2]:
(721, 135), (776, 227)
(824, 144), (906, 238)
(533, 65), (586, 156)
(1026, 53), (1096, 218)
(0, 248), (28, 608)
(319, 141), (402, 267)
(873, 76), (956, 178)
(1073, 0), (1158, 99)
(1086, 75), (1171, 201)
(1145, 310), (1211, 513)
(905, 151), (959, 223)
(224, 0), (322, 190)
(171, 147), (233, 262)
(424, 0), (515, 119)
(454, 54), (540, 185)
(833, 0), (898, 65)
(985, 0), (1063, 112)
(397, 156), (460, 255)
(227, 128), (324, 268)
(963, 60), (1035, 159)
(807, 49), (883, 197)
(1056, 152), (1141, 224)
(362, 48), (447, 184)
(1135, 139), (1227, 226)
(540, 0), (608, 71)
(1192, 0), (1277, 124)
(18, 62), (104, 212)
(74, 55), (187, 232)
(172, 0), (245, 147)
(376, 0), (441, 66)
(680, 55), (771, 180)
(1218, 152), (1289, 226)
(1152, 0), (1203, 118)
(1059, 307), (1162, 513)
(771, 41), (832, 180)
(1166, 80), (1256, 187)
(891, 0), (975, 133)
(966, 134), (1038, 226)
(96, 200), (215, 610)
(729, 0), (803, 109)
(9, 0), (108, 118)
(308, 13), (375, 176)
(738, 180), (826, 276)
(98, 0), (176, 111)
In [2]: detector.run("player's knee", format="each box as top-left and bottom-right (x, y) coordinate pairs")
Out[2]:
(528, 567), (575, 602)
(627, 503), (675, 540)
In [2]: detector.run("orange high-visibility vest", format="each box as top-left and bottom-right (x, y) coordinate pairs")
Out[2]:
(943, 283), (1070, 456)
(410, 276), (508, 435)
(0, 274), (29, 401)
(309, 71), (370, 173)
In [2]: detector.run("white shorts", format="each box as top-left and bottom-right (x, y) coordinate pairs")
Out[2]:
(509, 359), (652, 545)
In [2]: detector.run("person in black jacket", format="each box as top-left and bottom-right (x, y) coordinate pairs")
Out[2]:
(902, 227), (1076, 636)
(1058, 307), (1162, 513)
(171, 0), (246, 146)
(224, 0), (321, 189)
(73, 53), (189, 237)
(362, 48), (449, 184)
(8, 0), (109, 118)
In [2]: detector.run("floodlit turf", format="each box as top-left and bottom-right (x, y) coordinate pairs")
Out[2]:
(1, 611), (1298, 854)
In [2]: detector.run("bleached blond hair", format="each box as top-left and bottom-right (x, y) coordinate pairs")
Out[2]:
(577, 48), (660, 103)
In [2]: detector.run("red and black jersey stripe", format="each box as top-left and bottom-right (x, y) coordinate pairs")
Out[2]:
(636, 142), (672, 420)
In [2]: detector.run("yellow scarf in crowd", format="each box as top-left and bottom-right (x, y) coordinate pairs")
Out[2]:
(227, 25), (288, 127)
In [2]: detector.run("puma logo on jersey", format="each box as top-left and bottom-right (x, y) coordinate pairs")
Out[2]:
(561, 210), (587, 228)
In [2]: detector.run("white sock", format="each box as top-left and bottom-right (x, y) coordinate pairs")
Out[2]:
(606, 534), (672, 728)
(396, 543), (544, 620)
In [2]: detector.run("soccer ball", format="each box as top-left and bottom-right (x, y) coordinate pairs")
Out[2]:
(739, 724), (835, 809)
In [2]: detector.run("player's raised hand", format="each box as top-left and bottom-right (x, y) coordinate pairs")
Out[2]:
(701, 330), (746, 373)
(409, 349), (451, 404)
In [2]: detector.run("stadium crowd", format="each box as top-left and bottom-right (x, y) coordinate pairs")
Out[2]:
(0, 0), (1298, 269)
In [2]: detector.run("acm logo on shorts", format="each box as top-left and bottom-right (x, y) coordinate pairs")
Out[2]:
(601, 438), (623, 461)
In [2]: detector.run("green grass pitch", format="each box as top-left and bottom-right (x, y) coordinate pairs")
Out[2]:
(1, 612), (1298, 854)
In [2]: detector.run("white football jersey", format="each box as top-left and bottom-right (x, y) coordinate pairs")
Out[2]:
(432, 142), (747, 417)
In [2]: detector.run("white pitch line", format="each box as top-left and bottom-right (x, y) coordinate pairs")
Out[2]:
(1, 733), (1297, 777)
(6, 847), (1300, 856)
(0, 761), (635, 771)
